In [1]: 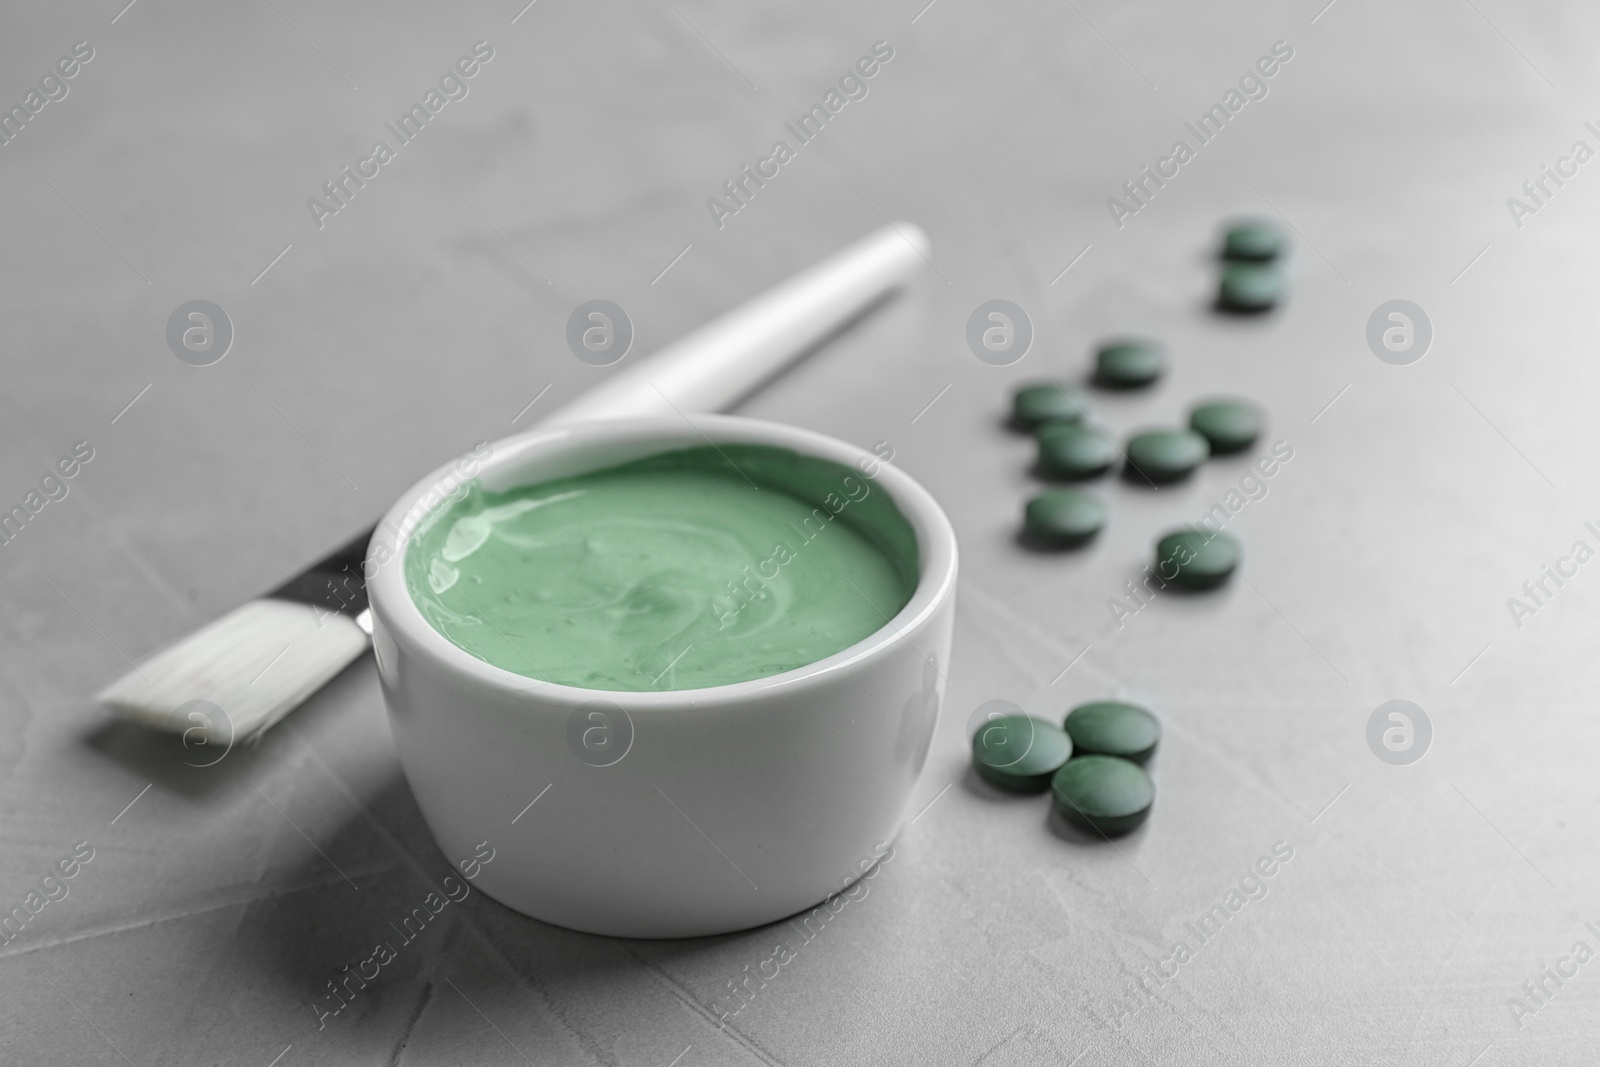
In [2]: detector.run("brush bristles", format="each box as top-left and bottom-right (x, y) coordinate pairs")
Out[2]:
(96, 599), (371, 743)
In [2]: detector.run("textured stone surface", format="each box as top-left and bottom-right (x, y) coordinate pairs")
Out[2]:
(3, 0), (1600, 1063)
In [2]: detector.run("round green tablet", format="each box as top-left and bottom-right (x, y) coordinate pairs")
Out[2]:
(1036, 423), (1115, 480)
(1155, 529), (1241, 589)
(1012, 383), (1090, 430)
(1222, 219), (1285, 262)
(1064, 701), (1160, 764)
(1125, 428), (1209, 483)
(1188, 398), (1262, 454)
(1218, 263), (1284, 312)
(1050, 755), (1154, 836)
(1093, 339), (1165, 389)
(972, 714), (1073, 793)
(1023, 488), (1107, 548)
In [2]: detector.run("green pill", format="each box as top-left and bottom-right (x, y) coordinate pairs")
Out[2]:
(1023, 488), (1107, 548)
(1189, 399), (1262, 454)
(972, 714), (1073, 793)
(1064, 701), (1160, 764)
(1050, 755), (1154, 836)
(1218, 263), (1284, 312)
(1036, 423), (1115, 480)
(1155, 529), (1241, 589)
(1125, 428), (1209, 483)
(1013, 383), (1090, 430)
(1093, 339), (1165, 389)
(1222, 218), (1285, 262)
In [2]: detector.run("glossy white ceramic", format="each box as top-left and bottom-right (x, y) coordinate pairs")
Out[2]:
(365, 415), (958, 938)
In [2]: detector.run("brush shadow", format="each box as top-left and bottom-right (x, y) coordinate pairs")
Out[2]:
(77, 654), (374, 803)
(79, 715), (273, 803)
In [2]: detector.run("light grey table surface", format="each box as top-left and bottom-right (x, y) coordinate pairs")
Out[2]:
(6, 0), (1600, 1063)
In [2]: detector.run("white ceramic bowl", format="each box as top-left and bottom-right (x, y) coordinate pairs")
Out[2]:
(366, 415), (958, 939)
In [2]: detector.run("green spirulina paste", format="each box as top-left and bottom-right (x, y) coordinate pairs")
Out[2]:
(404, 444), (920, 692)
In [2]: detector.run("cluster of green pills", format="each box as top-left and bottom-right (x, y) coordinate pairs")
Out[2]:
(1013, 379), (1260, 588)
(971, 220), (1294, 844)
(971, 700), (1161, 836)
(1217, 218), (1287, 312)
(1124, 396), (1263, 483)
(1006, 219), (1283, 580)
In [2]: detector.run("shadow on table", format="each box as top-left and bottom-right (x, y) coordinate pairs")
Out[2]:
(1044, 802), (1150, 846)
(75, 650), (375, 803)
(238, 770), (831, 1046)
(78, 659), (887, 1056)
(79, 713), (276, 803)
(958, 762), (1038, 805)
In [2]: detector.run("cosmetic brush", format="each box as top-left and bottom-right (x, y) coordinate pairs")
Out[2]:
(97, 222), (931, 742)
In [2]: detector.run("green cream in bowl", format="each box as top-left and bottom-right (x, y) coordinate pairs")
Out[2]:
(403, 444), (919, 691)
(367, 415), (957, 939)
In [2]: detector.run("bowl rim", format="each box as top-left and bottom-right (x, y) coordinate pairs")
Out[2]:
(365, 413), (958, 709)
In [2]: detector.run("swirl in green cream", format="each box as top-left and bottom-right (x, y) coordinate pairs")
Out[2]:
(404, 444), (919, 692)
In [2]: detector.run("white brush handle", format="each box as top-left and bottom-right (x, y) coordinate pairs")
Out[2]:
(545, 222), (930, 426)
(100, 223), (931, 738)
